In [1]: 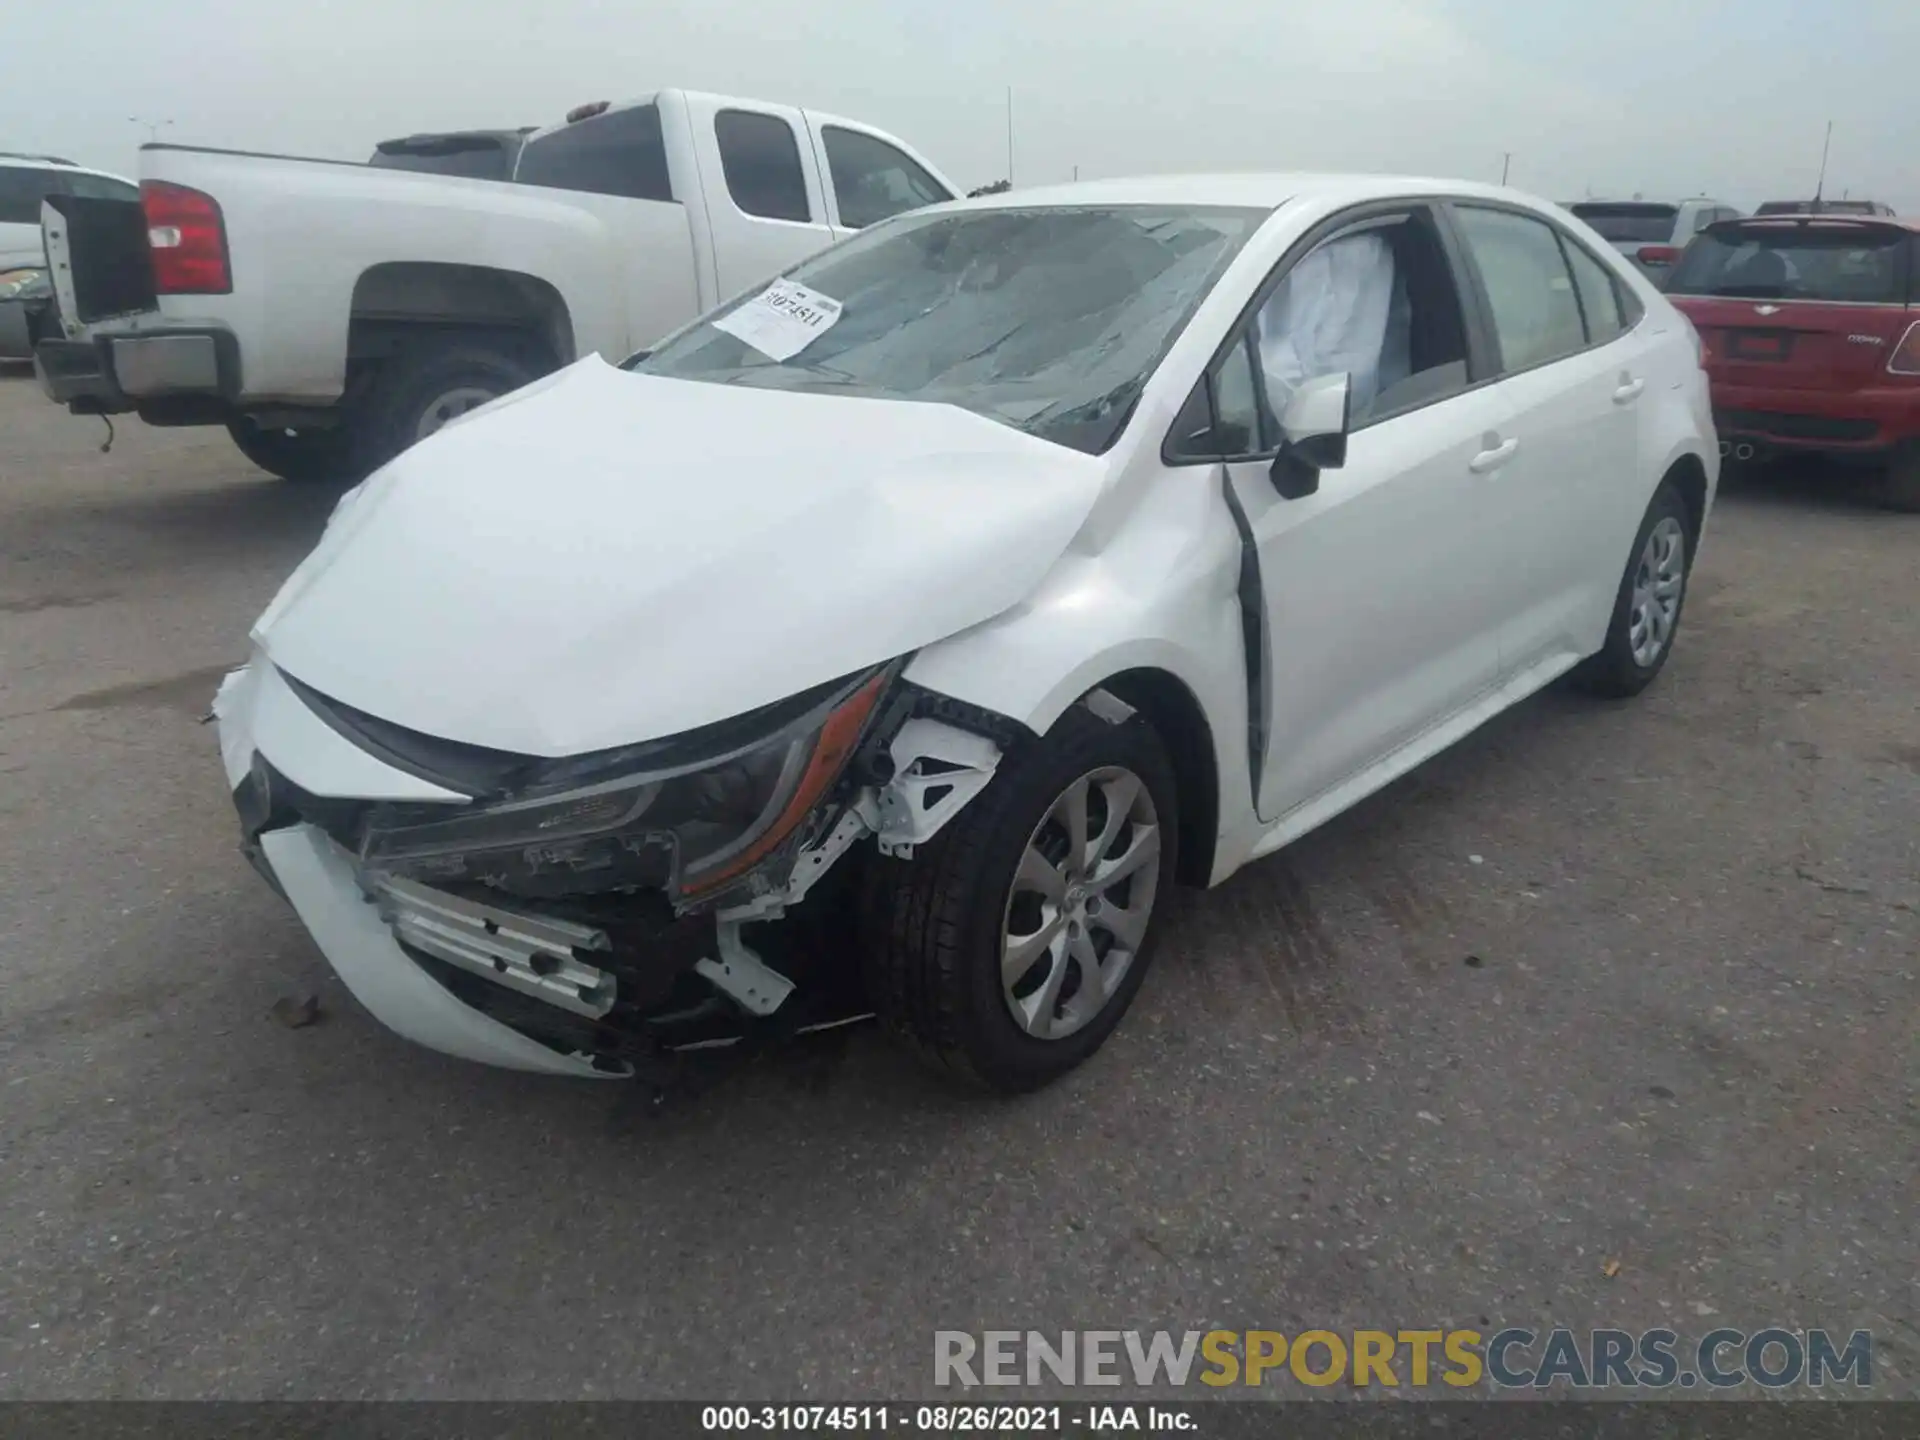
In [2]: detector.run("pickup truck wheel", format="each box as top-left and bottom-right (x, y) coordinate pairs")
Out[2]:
(860, 702), (1179, 1093)
(225, 419), (363, 485)
(363, 341), (542, 468)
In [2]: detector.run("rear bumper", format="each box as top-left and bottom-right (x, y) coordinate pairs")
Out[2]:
(34, 326), (238, 415)
(1709, 381), (1920, 457)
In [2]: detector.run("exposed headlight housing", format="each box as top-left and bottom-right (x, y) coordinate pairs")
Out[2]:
(351, 667), (892, 907)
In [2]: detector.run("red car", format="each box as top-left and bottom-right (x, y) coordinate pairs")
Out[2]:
(1665, 213), (1920, 511)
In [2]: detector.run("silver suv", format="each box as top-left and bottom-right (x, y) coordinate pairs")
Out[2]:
(1567, 198), (1743, 288)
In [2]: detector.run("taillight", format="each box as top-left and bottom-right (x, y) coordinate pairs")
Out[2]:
(1889, 320), (1920, 376)
(1637, 245), (1684, 266)
(142, 181), (230, 294)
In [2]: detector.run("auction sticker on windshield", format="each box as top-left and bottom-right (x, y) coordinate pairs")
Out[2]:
(712, 278), (844, 361)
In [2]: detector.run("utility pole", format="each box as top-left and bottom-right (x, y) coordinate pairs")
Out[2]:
(129, 116), (174, 144)
(1073, 165), (1079, 182)
(1006, 87), (1015, 187)
(1813, 120), (1833, 203)
(1500, 152), (1511, 185)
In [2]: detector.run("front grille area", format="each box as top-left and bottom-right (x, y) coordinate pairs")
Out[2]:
(1717, 409), (1882, 443)
(372, 874), (618, 1019)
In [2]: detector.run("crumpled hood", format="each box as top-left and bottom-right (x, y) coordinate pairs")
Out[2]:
(255, 356), (1109, 756)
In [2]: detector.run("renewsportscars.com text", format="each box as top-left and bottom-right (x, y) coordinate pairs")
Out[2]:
(934, 1328), (1873, 1390)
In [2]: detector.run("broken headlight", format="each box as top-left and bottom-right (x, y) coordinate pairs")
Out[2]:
(357, 668), (891, 904)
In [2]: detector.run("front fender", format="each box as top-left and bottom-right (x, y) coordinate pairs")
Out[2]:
(903, 467), (1257, 853)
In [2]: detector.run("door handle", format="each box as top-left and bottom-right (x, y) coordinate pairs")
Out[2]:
(1468, 437), (1519, 474)
(1613, 376), (1646, 404)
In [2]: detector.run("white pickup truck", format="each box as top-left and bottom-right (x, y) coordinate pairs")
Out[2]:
(35, 90), (956, 481)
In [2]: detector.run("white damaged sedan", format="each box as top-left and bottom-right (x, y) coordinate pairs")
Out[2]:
(215, 174), (1717, 1091)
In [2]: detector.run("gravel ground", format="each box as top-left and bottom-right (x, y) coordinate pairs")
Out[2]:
(1, 368), (1915, 1400)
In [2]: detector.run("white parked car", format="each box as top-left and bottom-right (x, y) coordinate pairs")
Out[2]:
(214, 174), (1718, 1092)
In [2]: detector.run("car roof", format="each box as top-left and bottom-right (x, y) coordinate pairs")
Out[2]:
(952, 172), (1563, 215)
(0, 152), (134, 185)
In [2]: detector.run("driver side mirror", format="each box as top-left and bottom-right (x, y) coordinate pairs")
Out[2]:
(1269, 371), (1352, 499)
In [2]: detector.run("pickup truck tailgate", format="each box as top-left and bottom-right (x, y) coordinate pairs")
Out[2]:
(42, 192), (156, 333)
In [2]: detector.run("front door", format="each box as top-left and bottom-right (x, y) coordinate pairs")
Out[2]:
(1176, 205), (1512, 823)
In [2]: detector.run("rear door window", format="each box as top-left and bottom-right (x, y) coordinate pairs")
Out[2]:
(515, 104), (673, 202)
(0, 165), (65, 224)
(1455, 205), (1588, 372)
(714, 110), (812, 223)
(821, 126), (951, 229)
(1570, 203), (1680, 245)
(1667, 223), (1908, 303)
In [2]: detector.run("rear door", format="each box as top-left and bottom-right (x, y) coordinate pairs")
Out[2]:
(682, 98), (835, 299)
(1449, 202), (1651, 678)
(1665, 218), (1914, 394)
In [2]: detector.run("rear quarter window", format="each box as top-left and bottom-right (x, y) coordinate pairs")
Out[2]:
(0, 165), (64, 225)
(515, 104), (673, 202)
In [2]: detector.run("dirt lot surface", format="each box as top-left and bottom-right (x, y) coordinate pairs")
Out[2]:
(1, 368), (1915, 1398)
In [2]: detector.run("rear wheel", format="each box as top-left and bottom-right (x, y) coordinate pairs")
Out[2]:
(1877, 448), (1920, 514)
(353, 338), (545, 472)
(1570, 480), (1694, 698)
(861, 702), (1179, 1092)
(226, 418), (362, 485)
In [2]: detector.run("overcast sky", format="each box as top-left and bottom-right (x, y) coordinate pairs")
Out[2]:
(4, 0), (1915, 212)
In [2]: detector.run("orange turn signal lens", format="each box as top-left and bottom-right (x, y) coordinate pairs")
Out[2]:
(681, 670), (890, 894)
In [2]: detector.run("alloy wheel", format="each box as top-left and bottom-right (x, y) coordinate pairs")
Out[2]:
(1628, 515), (1687, 668)
(1000, 766), (1162, 1041)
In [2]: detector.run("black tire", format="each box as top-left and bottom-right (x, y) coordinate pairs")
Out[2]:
(860, 701), (1180, 1093)
(1877, 449), (1920, 514)
(1570, 480), (1694, 698)
(355, 339), (544, 472)
(226, 419), (364, 485)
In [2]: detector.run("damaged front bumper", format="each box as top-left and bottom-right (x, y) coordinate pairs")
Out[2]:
(213, 656), (1008, 1077)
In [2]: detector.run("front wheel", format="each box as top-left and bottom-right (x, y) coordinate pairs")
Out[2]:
(861, 702), (1180, 1092)
(1569, 480), (1694, 698)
